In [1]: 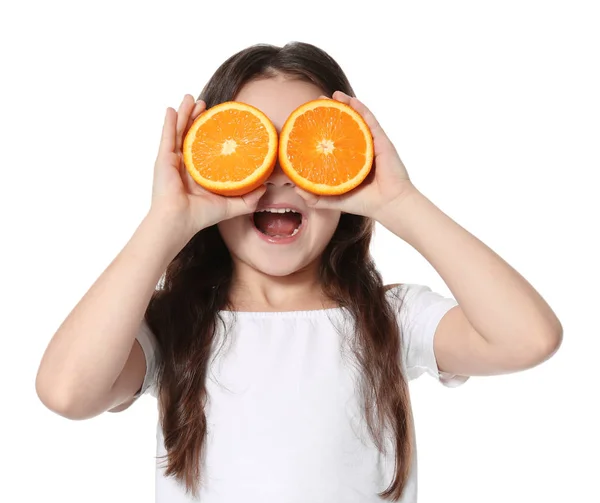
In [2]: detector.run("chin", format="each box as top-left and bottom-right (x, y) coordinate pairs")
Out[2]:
(246, 255), (314, 277)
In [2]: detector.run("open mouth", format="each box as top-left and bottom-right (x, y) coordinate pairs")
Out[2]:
(253, 208), (304, 238)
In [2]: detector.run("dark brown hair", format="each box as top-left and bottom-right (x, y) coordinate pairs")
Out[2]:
(145, 41), (412, 500)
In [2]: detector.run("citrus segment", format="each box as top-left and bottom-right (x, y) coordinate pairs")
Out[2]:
(183, 101), (278, 196)
(278, 99), (374, 195)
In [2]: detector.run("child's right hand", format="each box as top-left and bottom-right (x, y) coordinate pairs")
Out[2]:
(149, 94), (266, 242)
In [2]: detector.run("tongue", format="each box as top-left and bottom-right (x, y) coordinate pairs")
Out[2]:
(254, 212), (300, 237)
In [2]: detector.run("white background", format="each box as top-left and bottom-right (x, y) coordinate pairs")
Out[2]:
(2, 0), (598, 501)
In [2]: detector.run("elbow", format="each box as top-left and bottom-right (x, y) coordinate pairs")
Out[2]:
(35, 352), (78, 419)
(538, 313), (563, 358)
(539, 325), (563, 360)
(35, 374), (94, 421)
(523, 323), (563, 368)
(35, 378), (74, 419)
(496, 323), (563, 372)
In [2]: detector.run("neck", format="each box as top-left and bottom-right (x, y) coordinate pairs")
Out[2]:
(227, 258), (335, 312)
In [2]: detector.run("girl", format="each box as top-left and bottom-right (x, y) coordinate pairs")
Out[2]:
(35, 42), (562, 502)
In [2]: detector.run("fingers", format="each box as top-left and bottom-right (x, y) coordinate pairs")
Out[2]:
(175, 96), (206, 190)
(332, 90), (384, 138)
(175, 95), (197, 153)
(186, 99), (206, 134)
(153, 108), (180, 198)
(158, 107), (177, 158)
(331, 90), (351, 104)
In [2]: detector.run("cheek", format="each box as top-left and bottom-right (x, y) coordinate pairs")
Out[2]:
(217, 216), (248, 250)
(310, 211), (342, 245)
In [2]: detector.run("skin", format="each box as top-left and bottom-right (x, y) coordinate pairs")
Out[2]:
(36, 74), (563, 421)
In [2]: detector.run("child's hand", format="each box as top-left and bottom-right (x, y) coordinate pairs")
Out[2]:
(149, 95), (266, 239)
(294, 92), (417, 221)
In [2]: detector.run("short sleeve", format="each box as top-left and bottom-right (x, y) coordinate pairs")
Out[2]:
(132, 318), (160, 399)
(388, 283), (468, 388)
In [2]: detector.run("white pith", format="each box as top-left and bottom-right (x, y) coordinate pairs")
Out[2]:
(316, 138), (335, 155)
(220, 139), (237, 155)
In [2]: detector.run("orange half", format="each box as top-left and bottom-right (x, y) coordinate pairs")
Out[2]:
(183, 101), (278, 196)
(278, 99), (374, 195)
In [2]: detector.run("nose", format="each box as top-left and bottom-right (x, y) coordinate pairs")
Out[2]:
(265, 162), (295, 188)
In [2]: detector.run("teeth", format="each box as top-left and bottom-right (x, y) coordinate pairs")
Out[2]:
(256, 208), (299, 214)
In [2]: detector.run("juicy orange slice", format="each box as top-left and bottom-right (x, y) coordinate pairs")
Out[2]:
(183, 101), (278, 196)
(278, 99), (374, 195)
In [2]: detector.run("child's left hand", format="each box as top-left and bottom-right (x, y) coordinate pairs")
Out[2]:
(294, 91), (417, 220)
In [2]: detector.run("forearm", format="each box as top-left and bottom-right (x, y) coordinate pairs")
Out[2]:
(36, 211), (189, 409)
(377, 188), (562, 350)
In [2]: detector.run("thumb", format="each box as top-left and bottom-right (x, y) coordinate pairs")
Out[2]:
(294, 187), (345, 211)
(225, 185), (267, 219)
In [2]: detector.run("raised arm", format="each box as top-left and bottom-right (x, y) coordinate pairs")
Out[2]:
(378, 188), (563, 376)
(36, 95), (267, 419)
(294, 91), (562, 376)
(35, 212), (188, 419)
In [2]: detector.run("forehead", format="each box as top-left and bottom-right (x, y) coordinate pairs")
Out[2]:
(234, 76), (324, 131)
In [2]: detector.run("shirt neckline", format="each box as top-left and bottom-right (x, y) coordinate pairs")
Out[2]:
(218, 306), (345, 318)
(216, 285), (403, 319)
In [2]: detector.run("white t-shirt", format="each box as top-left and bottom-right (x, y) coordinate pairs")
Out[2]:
(133, 283), (468, 503)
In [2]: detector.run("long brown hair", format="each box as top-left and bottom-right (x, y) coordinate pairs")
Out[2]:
(145, 41), (412, 500)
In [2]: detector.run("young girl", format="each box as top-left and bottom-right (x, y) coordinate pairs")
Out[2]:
(36, 42), (562, 502)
